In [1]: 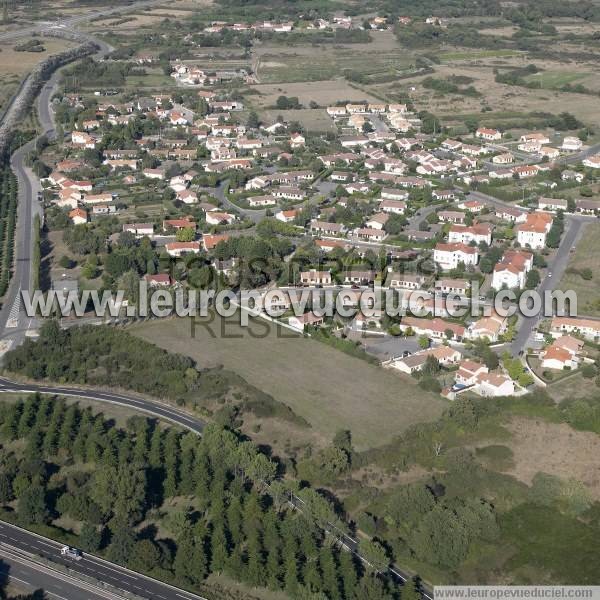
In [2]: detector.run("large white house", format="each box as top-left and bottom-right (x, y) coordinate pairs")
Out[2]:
(433, 243), (478, 270)
(447, 223), (493, 246)
(491, 250), (533, 290)
(516, 212), (553, 249)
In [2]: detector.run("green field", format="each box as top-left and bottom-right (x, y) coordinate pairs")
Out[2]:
(559, 222), (600, 316)
(130, 314), (446, 450)
(438, 49), (522, 61)
(523, 70), (590, 90)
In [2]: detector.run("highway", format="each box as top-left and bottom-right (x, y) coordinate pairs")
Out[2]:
(0, 520), (206, 600)
(0, 544), (124, 600)
(0, 32), (114, 353)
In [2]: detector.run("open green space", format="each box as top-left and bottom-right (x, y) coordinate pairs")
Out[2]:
(523, 70), (590, 90)
(130, 314), (446, 450)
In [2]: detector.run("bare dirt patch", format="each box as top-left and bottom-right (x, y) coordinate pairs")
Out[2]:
(503, 417), (600, 499)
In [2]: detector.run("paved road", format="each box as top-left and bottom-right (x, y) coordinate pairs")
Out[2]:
(0, 521), (205, 600)
(510, 215), (586, 354)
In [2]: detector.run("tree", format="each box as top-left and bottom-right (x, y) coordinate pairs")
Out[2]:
(130, 539), (161, 573)
(418, 335), (430, 349)
(422, 355), (441, 376)
(17, 485), (48, 525)
(176, 227), (195, 242)
(107, 520), (135, 566)
(246, 110), (260, 129)
(210, 521), (229, 573)
(358, 539), (389, 573)
(80, 522), (102, 552)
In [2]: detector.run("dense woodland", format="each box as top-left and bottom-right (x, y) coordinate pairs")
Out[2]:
(0, 392), (410, 600)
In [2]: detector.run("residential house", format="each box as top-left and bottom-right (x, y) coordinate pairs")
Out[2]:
(165, 242), (201, 257)
(516, 212), (553, 249)
(520, 132), (550, 145)
(202, 233), (229, 251)
(455, 360), (488, 386)
(354, 228), (388, 242)
(495, 207), (527, 223)
(275, 209), (298, 222)
(562, 137), (582, 151)
(386, 272), (426, 290)
(365, 213), (389, 231)
(435, 278), (470, 296)
(299, 269), (332, 286)
(288, 312), (324, 331)
(468, 313), (506, 342)
(438, 211), (466, 224)
(475, 127), (501, 141)
(538, 197), (567, 212)
(123, 223), (154, 237)
(582, 155), (600, 169)
(399, 316), (466, 341)
(448, 223), (493, 246)
(392, 346), (461, 375)
(550, 317), (600, 341)
(491, 250), (533, 290)
(474, 372), (515, 397)
(381, 188), (408, 201)
(379, 199), (406, 214)
(206, 211), (235, 226)
(492, 153), (514, 164)
(68, 208), (88, 224)
(433, 242), (478, 270)
(310, 220), (346, 236)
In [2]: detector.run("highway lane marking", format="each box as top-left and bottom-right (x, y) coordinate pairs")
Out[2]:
(6, 574), (70, 600)
(83, 559), (137, 579)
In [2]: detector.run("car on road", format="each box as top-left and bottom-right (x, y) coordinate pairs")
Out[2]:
(61, 545), (83, 560)
(547, 271), (552, 278)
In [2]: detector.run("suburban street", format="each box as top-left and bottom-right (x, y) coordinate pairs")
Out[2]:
(0, 520), (206, 600)
(468, 190), (591, 353)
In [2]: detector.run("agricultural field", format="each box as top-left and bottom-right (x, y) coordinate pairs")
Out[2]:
(130, 314), (447, 451)
(253, 31), (415, 85)
(559, 222), (600, 317)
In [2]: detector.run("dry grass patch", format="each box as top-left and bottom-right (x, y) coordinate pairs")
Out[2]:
(130, 315), (446, 451)
(504, 417), (600, 500)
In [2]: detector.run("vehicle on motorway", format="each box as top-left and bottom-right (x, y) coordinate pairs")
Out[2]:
(61, 545), (83, 560)
(547, 271), (552, 278)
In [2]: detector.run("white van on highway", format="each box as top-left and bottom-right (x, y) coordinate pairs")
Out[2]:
(60, 545), (83, 560)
